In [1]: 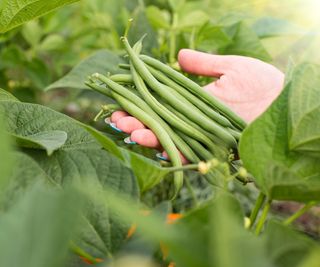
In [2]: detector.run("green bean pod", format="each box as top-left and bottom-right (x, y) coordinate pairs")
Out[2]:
(109, 74), (133, 84)
(161, 100), (226, 149)
(139, 54), (247, 130)
(177, 131), (225, 186)
(146, 65), (233, 128)
(110, 91), (183, 199)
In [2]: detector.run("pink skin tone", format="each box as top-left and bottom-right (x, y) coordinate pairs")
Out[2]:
(110, 49), (285, 163)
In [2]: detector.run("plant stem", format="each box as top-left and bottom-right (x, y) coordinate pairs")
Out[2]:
(255, 199), (271, 236)
(189, 27), (196, 50)
(284, 201), (317, 226)
(249, 192), (266, 229)
(165, 164), (199, 172)
(169, 13), (178, 64)
(185, 176), (199, 207)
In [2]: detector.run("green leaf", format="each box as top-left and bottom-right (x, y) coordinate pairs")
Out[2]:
(38, 34), (65, 51)
(25, 58), (52, 90)
(85, 125), (171, 192)
(21, 20), (42, 47)
(0, 100), (100, 150)
(239, 63), (320, 202)
(13, 130), (68, 156)
(0, 152), (52, 210)
(0, 116), (13, 188)
(0, 182), (82, 267)
(298, 248), (320, 267)
(0, 0), (80, 33)
(0, 99), (140, 258)
(0, 98), (170, 192)
(170, 193), (248, 267)
(177, 10), (209, 30)
(221, 21), (272, 62)
(263, 221), (317, 267)
(146, 6), (170, 29)
(0, 88), (19, 101)
(27, 147), (139, 257)
(252, 17), (304, 39)
(45, 50), (126, 90)
(196, 23), (232, 52)
(288, 63), (320, 154)
(168, 0), (185, 12)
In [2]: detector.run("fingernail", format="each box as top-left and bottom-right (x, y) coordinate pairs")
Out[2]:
(109, 122), (122, 133)
(156, 153), (168, 161)
(124, 137), (137, 145)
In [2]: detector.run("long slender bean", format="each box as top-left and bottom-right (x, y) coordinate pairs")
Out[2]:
(177, 131), (225, 186)
(139, 54), (247, 130)
(162, 100), (226, 151)
(112, 93), (183, 198)
(178, 131), (214, 160)
(109, 74), (133, 84)
(121, 37), (237, 148)
(146, 65), (234, 128)
(85, 81), (112, 97)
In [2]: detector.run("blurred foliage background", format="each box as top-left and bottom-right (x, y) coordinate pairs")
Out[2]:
(1, 0), (319, 110)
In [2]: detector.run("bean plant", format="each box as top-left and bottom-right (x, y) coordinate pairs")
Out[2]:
(0, 1), (319, 267)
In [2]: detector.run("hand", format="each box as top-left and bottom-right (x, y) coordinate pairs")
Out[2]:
(108, 49), (284, 161)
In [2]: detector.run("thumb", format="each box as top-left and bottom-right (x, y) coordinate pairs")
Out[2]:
(178, 49), (232, 77)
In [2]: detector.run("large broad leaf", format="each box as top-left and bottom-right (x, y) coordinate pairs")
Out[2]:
(83, 125), (172, 192)
(0, 97), (175, 258)
(0, 0), (79, 33)
(45, 50), (127, 91)
(239, 63), (320, 202)
(263, 221), (317, 267)
(0, 182), (82, 267)
(221, 21), (272, 62)
(146, 5), (170, 30)
(0, 98), (139, 257)
(288, 63), (320, 154)
(0, 100), (99, 150)
(13, 130), (67, 156)
(0, 88), (19, 101)
(107, 191), (273, 267)
(0, 115), (13, 188)
(28, 148), (139, 257)
(0, 152), (52, 210)
(195, 23), (232, 52)
(0, 95), (172, 192)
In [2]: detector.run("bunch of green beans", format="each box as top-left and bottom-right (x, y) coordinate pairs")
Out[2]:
(86, 36), (246, 198)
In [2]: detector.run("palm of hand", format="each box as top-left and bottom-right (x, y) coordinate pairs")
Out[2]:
(178, 50), (285, 122)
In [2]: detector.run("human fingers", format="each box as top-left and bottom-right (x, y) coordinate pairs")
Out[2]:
(114, 116), (146, 134)
(130, 129), (161, 148)
(110, 111), (129, 122)
(178, 49), (234, 77)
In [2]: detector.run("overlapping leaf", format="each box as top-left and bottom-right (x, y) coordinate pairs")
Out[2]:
(45, 50), (127, 90)
(0, 182), (82, 267)
(239, 63), (320, 201)
(0, 0), (79, 33)
(288, 63), (320, 154)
